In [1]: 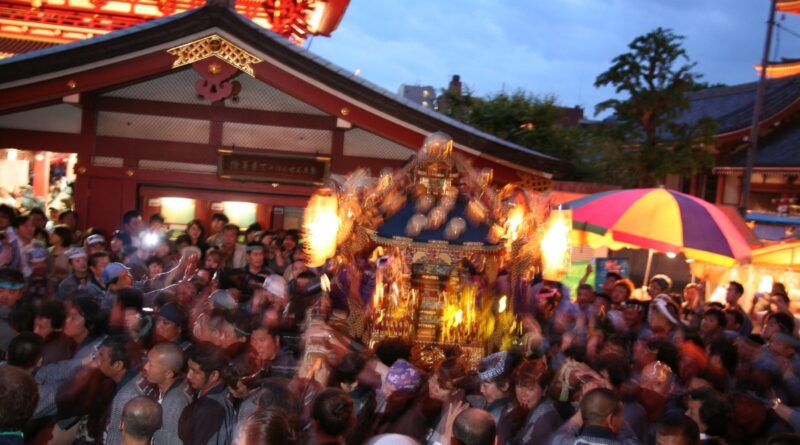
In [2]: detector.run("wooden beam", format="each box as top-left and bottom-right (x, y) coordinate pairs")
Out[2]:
(74, 98), (96, 226)
(93, 135), (332, 165)
(95, 136), (218, 164)
(209, 101), (224, 147)
(140, 186), (309, 208)
(330, 129), (344, 172)
(0, 51), (176, 113)
(751, 182), (800, 193)
(0, 128), (87, 151)
(84, 165), (316, 200)
(94, 96), (336, 130)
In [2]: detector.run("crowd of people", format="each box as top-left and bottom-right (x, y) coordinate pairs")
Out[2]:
(1, 203), (800, 445)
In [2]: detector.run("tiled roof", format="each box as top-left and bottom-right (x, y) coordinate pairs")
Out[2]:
(724, 122), (800, 167)
(675, 76), (800, 133)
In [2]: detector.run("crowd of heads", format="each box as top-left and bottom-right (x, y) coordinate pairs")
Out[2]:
(1, 203), (800, 445)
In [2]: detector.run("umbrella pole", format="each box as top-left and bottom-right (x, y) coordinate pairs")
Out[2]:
(643, 249), (654, 289)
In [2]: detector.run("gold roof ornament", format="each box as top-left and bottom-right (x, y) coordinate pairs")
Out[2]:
(167, 34), (262, 76)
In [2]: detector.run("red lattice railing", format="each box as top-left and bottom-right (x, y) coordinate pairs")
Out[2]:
(0, 0), (323, 46)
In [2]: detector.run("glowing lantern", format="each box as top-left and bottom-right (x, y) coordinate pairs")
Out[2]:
(498, 295), (508, 313)
(304, 189), (340, 267)
(263, 0), (351, 44)
(504, 205), (525, 243)
(541, 207), (572, 281)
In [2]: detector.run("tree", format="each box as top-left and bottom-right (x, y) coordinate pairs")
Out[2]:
(594, 27), (717, 186)
(437, 88), (585, 165)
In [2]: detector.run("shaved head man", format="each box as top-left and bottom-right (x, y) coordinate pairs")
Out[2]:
(143, 342), (185, 393)
(579, 388), (625, 440)
(453, 408), (496, 445)
(121, 396), (162, 445)
(142, 342), (191, 445)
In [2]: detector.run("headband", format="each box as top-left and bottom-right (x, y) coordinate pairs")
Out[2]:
(651, 295), (679, 326)
(0, 280), (24, 290)
(478, 351), (511, 381)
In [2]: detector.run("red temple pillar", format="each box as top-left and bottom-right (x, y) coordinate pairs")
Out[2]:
(715, 175), (725, 205)
(32, 151), (50, 199)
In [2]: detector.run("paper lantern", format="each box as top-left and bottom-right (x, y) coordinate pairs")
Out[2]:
(304, 190), (340, 267)
(541, 208), (572, 281)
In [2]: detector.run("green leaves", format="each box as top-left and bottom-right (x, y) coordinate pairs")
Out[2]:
(434, 27), (717, 187)
(593, 27), (717, 186)
(439, 87), (576, 160)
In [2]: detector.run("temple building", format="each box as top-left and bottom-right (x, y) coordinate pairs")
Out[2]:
(0, 2), (563, 234)
(664, 74), (800, 239)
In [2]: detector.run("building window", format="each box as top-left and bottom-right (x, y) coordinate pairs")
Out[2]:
(160, 197), (196, 224)
(223, 201), (257, 227)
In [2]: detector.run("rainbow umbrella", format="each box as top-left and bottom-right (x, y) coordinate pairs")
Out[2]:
(564, 188), (751, 268)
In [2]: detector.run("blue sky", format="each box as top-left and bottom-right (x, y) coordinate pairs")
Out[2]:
(309, 0), (800, 117)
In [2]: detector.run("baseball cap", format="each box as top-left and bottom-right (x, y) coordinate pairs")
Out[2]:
(158, 302), (186, 326)
(102, 262), (130, 283)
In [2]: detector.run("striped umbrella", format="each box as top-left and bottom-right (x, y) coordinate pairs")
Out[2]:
(564, 188), (751, 268)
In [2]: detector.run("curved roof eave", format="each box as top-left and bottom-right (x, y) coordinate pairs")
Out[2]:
(0, 5), (566, 174)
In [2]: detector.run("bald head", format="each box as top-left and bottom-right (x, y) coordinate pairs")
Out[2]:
(580, 388), (622, 427)
(453, 408), (496, 445)
(640, 361), (674, 397)
(122, 396), (162, 441)
(151, 341), (185, 374)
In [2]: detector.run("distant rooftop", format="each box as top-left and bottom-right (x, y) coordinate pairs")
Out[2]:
(676, 76), (800, 134)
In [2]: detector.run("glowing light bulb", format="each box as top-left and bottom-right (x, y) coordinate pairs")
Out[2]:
(498, 295), (508, 313)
